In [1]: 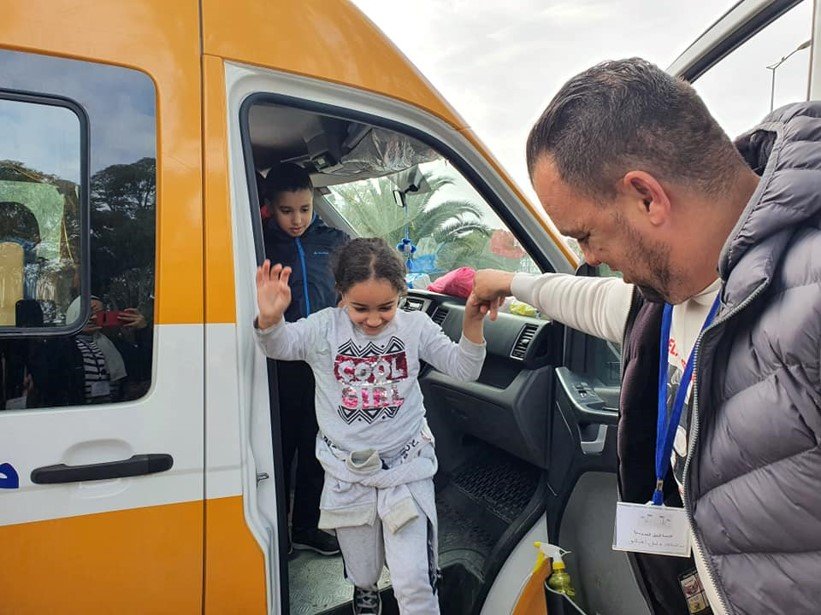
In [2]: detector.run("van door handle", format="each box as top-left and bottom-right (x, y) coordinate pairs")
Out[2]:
(579, 424), (608, 455)
(30, 454), (173, 484)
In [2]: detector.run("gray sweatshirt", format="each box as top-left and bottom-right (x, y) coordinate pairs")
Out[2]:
(255, 306), (486, 456)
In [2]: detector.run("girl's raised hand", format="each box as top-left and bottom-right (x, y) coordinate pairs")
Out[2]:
(256, 260), (292, 329)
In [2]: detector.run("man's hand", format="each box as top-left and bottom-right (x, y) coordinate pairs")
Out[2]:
(256, 260), (292, 329)
(472, 269), (515, 321)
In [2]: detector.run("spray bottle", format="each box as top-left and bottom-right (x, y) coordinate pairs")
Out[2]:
(536, 542), (577, 600)
(512, 542), (586, 615)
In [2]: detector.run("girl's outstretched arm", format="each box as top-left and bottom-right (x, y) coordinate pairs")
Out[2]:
(419, 309), (486, 382)
(462, 292), (488, 345)
(254, 260), (312, 362)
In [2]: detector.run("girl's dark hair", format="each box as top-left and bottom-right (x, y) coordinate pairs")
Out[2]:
(331, 237), (407, 295)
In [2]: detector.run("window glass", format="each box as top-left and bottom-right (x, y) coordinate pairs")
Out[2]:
(0, 98), (82, 329)
(692, 0), (812, 138)
(326, 157), (540, 284)
(0, 50), (156, 410)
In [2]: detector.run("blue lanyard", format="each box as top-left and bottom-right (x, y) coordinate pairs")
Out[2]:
(652, 294), (721, 506)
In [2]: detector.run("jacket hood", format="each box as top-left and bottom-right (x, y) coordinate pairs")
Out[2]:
(719, 102), (821, 307)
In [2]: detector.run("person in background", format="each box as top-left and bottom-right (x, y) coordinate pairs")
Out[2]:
(260, 162), (349, 556)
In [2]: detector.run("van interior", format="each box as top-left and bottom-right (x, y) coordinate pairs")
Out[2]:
(245, 100), (636, 615)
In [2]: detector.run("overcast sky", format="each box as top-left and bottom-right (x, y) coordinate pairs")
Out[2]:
(351, 0), (813, 200)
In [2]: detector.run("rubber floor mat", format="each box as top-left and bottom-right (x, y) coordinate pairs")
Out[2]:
(450, 448), (540, 522)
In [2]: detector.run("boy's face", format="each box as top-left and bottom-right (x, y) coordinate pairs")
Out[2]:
(270, 188), (313, 238)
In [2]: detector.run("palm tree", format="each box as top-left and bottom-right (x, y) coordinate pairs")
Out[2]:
(329, 171), (491, 273)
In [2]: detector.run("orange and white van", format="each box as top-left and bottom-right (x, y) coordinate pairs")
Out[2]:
(0, 1), (817, 613)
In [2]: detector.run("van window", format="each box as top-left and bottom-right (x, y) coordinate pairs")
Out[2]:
(0, 50), (156, 410)
(0, 97), (82, 329)
(691, 0), (812, 138)
(325, 157), (541, 284)
(247, 102), (540, 290)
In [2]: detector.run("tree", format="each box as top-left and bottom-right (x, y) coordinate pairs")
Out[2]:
(89, 158), (156, 314)
(90, 158), (156, 217)
(330, 172), (491, 275)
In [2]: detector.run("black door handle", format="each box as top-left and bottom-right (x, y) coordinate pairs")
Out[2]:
(30, 454), (173, 484)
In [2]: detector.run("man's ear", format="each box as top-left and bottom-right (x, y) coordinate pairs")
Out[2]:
(620, 171), (671, 226)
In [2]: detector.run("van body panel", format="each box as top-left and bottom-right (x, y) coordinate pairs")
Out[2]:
(201, 0), (463, 128)
(0, 325), (204, 527)
(205, 495), (269, 613)
(0, 500), (202, 614)
(204, 320), (272, 611)
(0, 2), (206, 612)
(0, 324), (205, 610)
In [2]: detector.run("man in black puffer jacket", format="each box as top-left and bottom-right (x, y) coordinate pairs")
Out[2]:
(261, 162), (349, 556)
(474, 59), (820, 614)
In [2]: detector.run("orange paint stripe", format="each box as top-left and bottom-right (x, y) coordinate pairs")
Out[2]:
(203, 55), (238, 325)
(205, 496), (268, 613)
(0, 500), (203, 614)
(0, 496), (268, 614)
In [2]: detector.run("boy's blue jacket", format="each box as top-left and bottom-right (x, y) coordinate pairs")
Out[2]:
(263, 215), (349, 323)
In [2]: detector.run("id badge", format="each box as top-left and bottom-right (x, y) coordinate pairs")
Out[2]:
(91, 380), (111, 398)
(612, 501), (692, 557)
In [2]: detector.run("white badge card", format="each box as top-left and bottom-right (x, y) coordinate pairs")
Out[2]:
(613, 502), (692, 557)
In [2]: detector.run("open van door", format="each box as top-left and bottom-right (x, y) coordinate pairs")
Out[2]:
(539, 263), (651, 615)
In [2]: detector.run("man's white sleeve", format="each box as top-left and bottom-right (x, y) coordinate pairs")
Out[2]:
(511, 273), (634, 344)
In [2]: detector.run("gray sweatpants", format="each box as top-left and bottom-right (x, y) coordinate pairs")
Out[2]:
(336, 482), (439, 615)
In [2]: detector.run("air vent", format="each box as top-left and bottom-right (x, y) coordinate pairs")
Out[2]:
(511, 324), (539, 360)
(431, 307), (449, 326)
(401, 296), (426, 312)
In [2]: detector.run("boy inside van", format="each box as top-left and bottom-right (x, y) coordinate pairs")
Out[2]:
(260, 162), (349, 556)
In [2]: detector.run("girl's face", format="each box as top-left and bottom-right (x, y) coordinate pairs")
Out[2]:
(342, 278), (400, 336)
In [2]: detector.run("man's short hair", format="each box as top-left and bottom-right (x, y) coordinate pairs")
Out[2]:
(526, 58), (745, 201)
(263, 162), (313, 202)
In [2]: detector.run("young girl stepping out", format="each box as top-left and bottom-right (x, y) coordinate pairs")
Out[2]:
(254, 237), (487, 615)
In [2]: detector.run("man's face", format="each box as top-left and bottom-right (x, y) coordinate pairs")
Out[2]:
(271, 189), (313, 238)
(532, 156), (675, 303)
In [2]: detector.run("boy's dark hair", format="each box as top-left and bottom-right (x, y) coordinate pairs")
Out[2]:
(331, 237), (407, 295)
(526, 58), (746, 201)
(262, 162), (313, 202)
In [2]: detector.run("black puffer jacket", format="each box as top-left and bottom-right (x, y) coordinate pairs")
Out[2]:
(620, 103), (821, 614)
